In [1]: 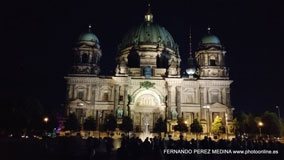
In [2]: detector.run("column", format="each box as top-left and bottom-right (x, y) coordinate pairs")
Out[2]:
(204, 87), (208, 104)
(209, 110), (212, 133)
(96, 110), (99, 130)
(226, 88), (231, 106)
(67, 84), (72, 99)
(200, 87), (206, 120)
(176, 86), (181, 118)
(194, 112), (198, 120)
(87, 85), (92, 101)
(167, 85), (172, 119)
(194, 88), (198, 104)
(222, 88), (226, 105)
(72, 84), (76, 99)
(114, 84), (120, 116)
(123, 85), (128, 116)
(91, 85), (97, 104)
(218, 53), (221, 66)
(204, 54), (208, 66)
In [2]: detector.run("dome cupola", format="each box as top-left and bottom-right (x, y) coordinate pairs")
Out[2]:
(71, 25), (102, 76)
(78, 25), (100, 44)
(116, 4), (180, 78)
(199, 27), (222, 50)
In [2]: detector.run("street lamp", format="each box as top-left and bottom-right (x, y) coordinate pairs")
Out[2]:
(43, 117), (49, 136)
(258, 121), (263, 137)
(98, 112), (102, 138)
(43, 117), (49, 123)
(276, 106), (281, 119)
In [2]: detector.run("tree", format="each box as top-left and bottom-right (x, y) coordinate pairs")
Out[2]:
(83, 116), (96, 131)
(119, 116), (133, 135)
(0, 97), (44, 135)
(261, 111), (281, 137)
(211, 116), (225, 136)
(64, 113), (80, 132)
(103, 114), (117, 131)
(83, 116), (96, 136)
(173, 118), (188, 133)
(190, 119), (203, 139)
(247, 114), (258, 135)
(153, 117), (167, 135)
(235, 112), (247, 135)
(235, 112), (258, 137)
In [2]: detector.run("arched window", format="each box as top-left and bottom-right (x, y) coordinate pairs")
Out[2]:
(82, 53), (89, 64)
(92, 55), (97, 64)
(159, 53), (169, 68)
(77, 91), (84, 100)
(127, 50), (140, 67)
(102, 92), (109, 101)
(210, 89), (219, 103)
(75, 54), (81, 64)
(156, 55), (161, 68)
(209, 56), (216, 66)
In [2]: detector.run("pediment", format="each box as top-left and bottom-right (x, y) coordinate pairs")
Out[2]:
(70, 99), (87, 106)
(210, 102), (228, 109)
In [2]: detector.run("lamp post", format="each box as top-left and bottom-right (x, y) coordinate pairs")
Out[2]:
(258, 121), (263, 138)
(43, 117), (49, 136)
(276, 106), (281, 120)
(184, 120), (188, 125)
(44, 117), (49, 123)
(275, 106), (281, 137)
(98, 112), (102, 138)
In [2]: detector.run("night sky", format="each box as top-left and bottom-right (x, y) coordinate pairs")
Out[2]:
(2, 0), (284, 115)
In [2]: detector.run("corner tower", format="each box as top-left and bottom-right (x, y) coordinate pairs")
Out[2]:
(71, 25), (102, 76)
(195, 28), (228, 79)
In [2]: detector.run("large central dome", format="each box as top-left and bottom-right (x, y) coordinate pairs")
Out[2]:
(120, 22), (176, 50)
(115, 5), (181, 78)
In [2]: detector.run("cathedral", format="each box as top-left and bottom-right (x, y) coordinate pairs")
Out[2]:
(65, 6), (234, 136)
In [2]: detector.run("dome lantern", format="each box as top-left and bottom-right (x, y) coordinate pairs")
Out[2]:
(144, 3), (153, 23)
(200, 27), (221, 45)
(78, 25), (100, 43)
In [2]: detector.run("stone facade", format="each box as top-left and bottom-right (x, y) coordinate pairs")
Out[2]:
(65, 9), (234, 135)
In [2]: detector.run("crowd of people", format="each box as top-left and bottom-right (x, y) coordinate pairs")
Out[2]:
(1, 133), (282, 160)
(115, 134), (282, 160)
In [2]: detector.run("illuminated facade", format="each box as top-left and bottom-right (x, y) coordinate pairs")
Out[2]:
(65, 7), (234, 135)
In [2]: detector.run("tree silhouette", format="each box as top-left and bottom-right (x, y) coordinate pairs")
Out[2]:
(83, 116), (96, 131)
(173, 118), (188, 133)
(261, 111), (281, 136)
(120, 116), (133, 135)
(103, 114), (117, 131)
(64, 113), (80, 132)
(153, 117), (167, 135)
(190, 119), (203, 139)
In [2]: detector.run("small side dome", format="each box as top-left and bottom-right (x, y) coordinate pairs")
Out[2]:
(78, 25), (99, 43)
(78, 32), (99, 42)
(201, 35), (220, 44)
(200, 27), (221, 45)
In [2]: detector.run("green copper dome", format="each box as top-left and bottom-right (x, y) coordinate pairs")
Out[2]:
(78, 32), (99, 43)
(201, 35), (220, 44)
(120, 22), (176, 50)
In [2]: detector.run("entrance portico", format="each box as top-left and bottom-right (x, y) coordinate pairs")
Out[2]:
(130, 89), (165, 132)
